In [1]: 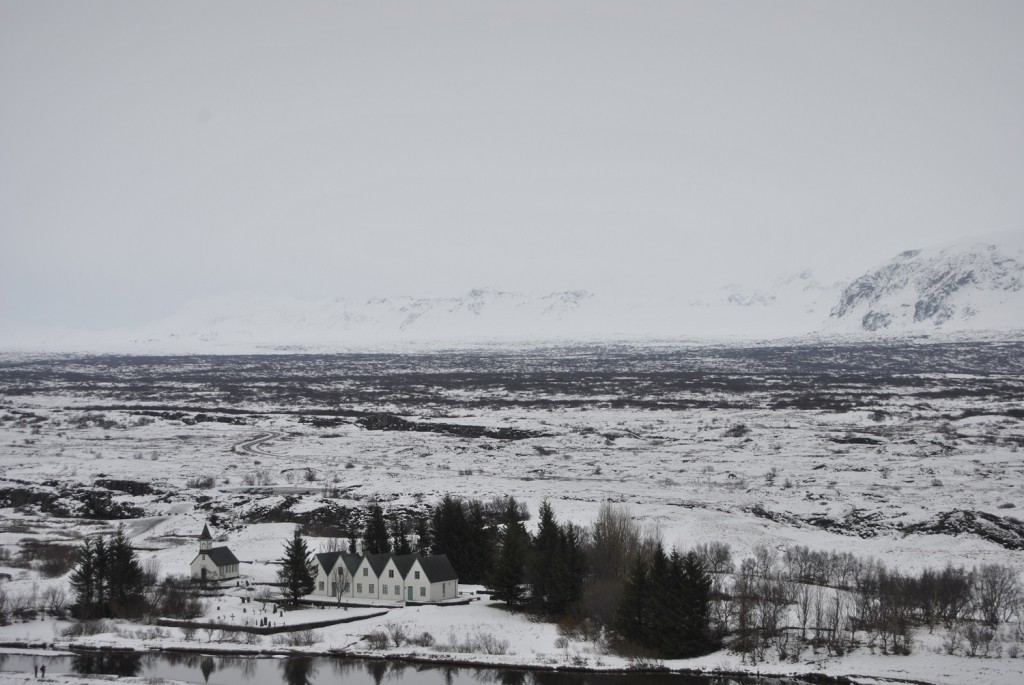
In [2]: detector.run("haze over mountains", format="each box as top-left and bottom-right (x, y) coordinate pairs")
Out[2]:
(4, 236), (1022, 352)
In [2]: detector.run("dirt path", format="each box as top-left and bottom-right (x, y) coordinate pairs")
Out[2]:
(231, 431), (284, 457)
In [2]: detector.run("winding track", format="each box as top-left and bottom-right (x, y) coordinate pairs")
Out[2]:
(232, 431), (284, 457)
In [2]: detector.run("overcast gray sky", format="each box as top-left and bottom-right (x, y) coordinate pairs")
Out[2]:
(2, 0), (1023, 329)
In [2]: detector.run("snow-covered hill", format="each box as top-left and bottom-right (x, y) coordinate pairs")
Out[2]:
(3, 236), (1022, 352)
(130, 288), (600, 346)
(826, 236), (1024, 333)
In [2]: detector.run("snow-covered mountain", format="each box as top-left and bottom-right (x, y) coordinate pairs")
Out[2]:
(825, 237), (1024, 333)
(114, 288), (600, 349)
(3, 236), (1022, 352)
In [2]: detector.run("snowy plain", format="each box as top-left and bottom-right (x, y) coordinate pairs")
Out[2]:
(1, 338), (1023, 684)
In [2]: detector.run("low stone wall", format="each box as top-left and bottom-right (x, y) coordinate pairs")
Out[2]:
(156, 610), (389, 636)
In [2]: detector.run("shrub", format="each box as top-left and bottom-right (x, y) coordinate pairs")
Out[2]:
(409, 631), (435, 647)
(386, 621), (408, 647)
(365, 630), (390, 649)
(474, 631), (510, 655)
(271, 630), (319, 647)
(60, 619), (111, 637)
(723, 424), (751, 438)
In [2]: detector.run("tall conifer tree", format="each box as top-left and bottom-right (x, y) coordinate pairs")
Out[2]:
(362, 503), (391, 554)
(488, 496), (529, 610)
(278, 528), (316, 605)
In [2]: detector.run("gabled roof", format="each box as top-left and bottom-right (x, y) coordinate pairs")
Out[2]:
(315, 552), (342, 575)
(418, 554), (458, 582)
(364, 553), (393, 577)
(199, 523), (212, 541)
(392, 554), (417, 578)
(316, 552), (360, 576)
(340, 553), (362, 575)
(202, 546), (238, 567)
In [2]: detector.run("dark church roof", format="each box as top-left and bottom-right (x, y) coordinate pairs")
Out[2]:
(200, 546), (238, 567)
(199, 524), (212, 541)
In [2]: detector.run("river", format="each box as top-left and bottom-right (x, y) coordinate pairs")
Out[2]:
(0, 651), (806, 685)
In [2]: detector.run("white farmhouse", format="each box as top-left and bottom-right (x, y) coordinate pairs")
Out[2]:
(311, 551), (457, 603)
(189, 523), (240, 581)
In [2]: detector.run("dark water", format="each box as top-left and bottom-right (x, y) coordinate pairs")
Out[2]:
(0, 651), (802, 685)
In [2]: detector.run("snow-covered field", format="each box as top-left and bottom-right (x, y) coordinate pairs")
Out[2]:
(1, 340), (1023, 684)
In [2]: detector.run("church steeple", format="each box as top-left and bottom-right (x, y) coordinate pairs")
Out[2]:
(199, 523), (212, 551)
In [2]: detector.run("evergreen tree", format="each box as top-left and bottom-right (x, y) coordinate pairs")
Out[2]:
(612, 545), (716, 659)
(362, 503), (391, 554)
(646, 544), (673, 652)
(676, 550), (714, 657)
(391, 516), (412, 555)
(528, 500), (560, 612)
(278, 528), (316, 605)
(549, 522), (588, 615)
(69, 528), (147, 619)
(431, 495), (494, 584)
(615, 554), (650, 646)
(413, 512), (432, 555)
(488, 496), (530, 610)
(462, 499), (494, 584)
(106, 525), (146, 617)
(69, 538), (97, 619)
(431, 494), (468, 560)
(93, 537), (109, 617)
(654, 548), (688, 657)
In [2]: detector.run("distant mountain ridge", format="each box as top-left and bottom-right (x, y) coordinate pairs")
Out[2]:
(3, 236), (1021, 352)
(826, 238), (1023, 333)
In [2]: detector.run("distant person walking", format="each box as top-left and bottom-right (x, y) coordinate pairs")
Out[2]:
(40, 664), (46, 678)
(33, 663), (38, 678)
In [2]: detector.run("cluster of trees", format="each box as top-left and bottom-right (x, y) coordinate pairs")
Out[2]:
(339, 497), (719, 658)
(68, 527), (204, 621)
(69, 526), (146, 619)
(348, 497), (1024, 663)
(360, 502), (431, 557)
(488, 499), (587, 614)
(615, 545), (713, 658)
(708, 542), (1023, 663)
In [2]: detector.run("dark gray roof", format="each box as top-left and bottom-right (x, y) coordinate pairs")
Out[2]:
(312, 552), (456, 582)
(203, 546), (238, 567)
(315, 552), (342, 575)
(418, 554), (458, 582)
(199, 524), (212, 541)
(392, 554), (417, 578)
(364, 553), (393, 577)
(340, 553), (361, 575)
(316, 552), (361, 576)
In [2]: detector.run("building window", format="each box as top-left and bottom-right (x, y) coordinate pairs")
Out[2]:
(382, 585), (388, 595)
(394, 585), (400, 595)
(318, 581), (324, 591)
(420, 586), (426, 597)
(357, 583), (362, 593)
(369, 584), (375, 594)
(388, 570), (394, 578)
(414, 571), (420, 579)
(363, 568), (368, 576)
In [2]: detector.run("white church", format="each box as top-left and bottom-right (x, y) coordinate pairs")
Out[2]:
(189, 523), (240, 581)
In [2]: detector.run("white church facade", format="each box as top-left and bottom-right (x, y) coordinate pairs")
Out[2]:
(189, 523), (240, 581)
